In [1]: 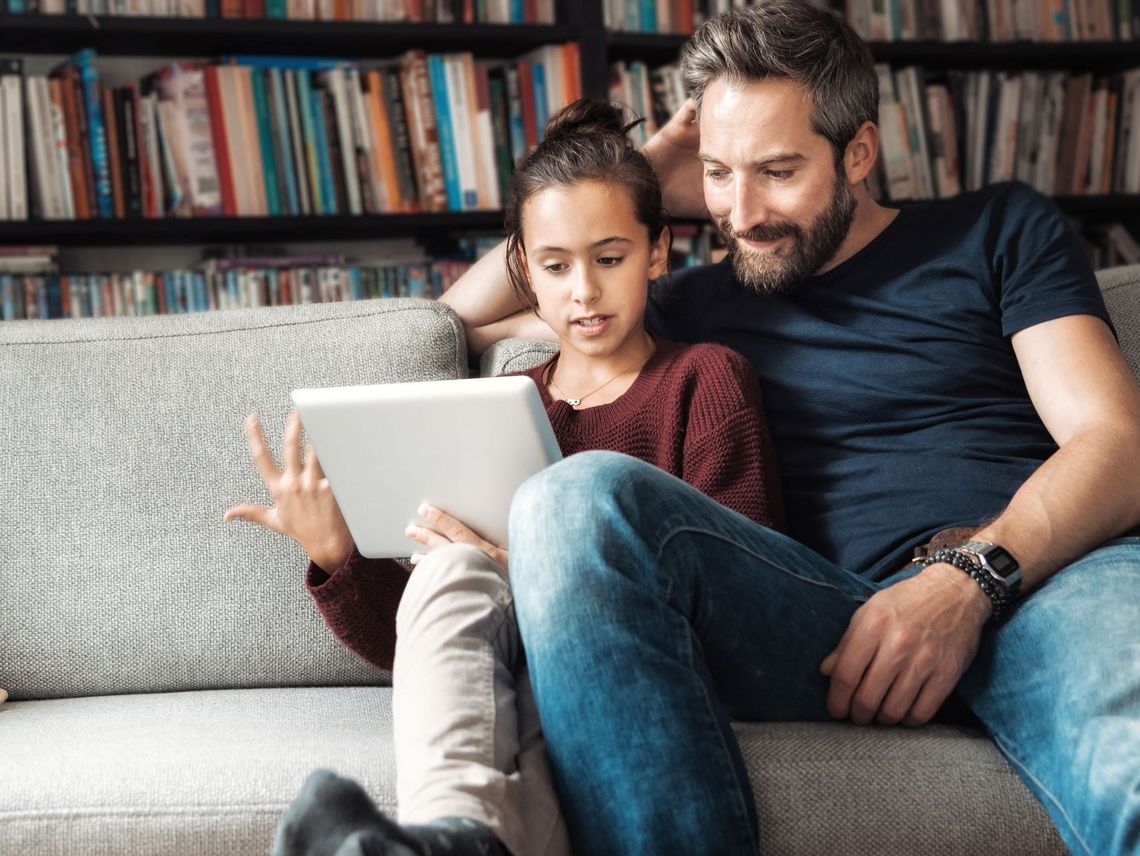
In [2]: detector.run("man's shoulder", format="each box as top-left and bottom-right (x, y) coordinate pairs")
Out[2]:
(651, 256), (737, 296)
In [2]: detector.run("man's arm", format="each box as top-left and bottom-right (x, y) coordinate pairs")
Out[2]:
(822, 313), (1140, 728)
(438, 239), (556, 358)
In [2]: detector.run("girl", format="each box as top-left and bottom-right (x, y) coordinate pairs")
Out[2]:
(226, 98), (785, 856)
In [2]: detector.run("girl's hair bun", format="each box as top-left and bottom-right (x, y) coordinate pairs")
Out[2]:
(543, 98), (645, 142)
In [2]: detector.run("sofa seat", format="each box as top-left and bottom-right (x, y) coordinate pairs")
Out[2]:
(1, 687), (398, 856)
(3, 687), (1063, 855)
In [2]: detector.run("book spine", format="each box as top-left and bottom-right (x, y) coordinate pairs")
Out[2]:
(283, 70), (313, 215)
(427, 53), (462, 211)
(404, 51), (446, 212)
(345, 68), (376, 215)
(443, 54), (478, 210)
(1, 62), (27, 220)
(118, 86), (143, 217)
(315, 85), (346, 213)
(295, 70), (329, 214)
(101, 85), (126, 218)
(268, 68), (301, 216)
(249, 68), (282, 215)
(383, 66), (419, 211)
(202, 66), (238, 217)
(74, 52), (115, 219)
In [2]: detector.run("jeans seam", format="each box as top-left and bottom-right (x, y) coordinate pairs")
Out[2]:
(673, 588), (759, 854)
(655, 524), (875, 602)
(989, 732), (1094, 856)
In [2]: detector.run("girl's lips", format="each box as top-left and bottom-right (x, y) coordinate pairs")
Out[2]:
(571, 315), (612, 337)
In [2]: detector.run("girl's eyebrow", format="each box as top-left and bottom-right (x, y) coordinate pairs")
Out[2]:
(533, 236), (634, 254)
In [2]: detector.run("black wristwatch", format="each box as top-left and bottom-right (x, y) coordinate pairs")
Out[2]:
(957, 540), (1023, 595)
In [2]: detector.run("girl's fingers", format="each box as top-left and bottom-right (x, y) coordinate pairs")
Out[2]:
(224, 504), (279, 533)
(307, 443), (326, 480)
(418, 504), (489, 548)
(245, 414), (281, 485)
(283, 410), (304, 473)
(405, 523), (451, 550)
(409, 553), (425, 566)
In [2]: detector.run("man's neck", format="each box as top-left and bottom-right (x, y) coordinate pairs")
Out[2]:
(816, 191), (899, 276)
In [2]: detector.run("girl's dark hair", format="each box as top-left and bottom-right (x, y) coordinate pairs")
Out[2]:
(504, 98), (671, 311)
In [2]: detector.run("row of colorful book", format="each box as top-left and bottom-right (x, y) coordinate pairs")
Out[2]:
(0, 254), (478, 321)
(847, 0), (1140, 43)
(0, 44), (581, 222)
(875, 64), (1140, 202)
(603, 0), (837, 34)
(0, 0), (556, 21)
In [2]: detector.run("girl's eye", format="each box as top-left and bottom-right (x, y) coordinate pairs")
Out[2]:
(543, 263), (568, 273)
(704, 169), (729, 182)
(597, 256), (623, 267)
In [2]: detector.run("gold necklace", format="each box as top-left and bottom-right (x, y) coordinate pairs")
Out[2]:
(546, 341), (656, 409)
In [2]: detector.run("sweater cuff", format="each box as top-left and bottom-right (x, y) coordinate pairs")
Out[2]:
(305, 547), (365, 594)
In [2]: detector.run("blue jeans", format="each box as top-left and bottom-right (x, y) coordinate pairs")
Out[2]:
(509, 451), (1140, 856)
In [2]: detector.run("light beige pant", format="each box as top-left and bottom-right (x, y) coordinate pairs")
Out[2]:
(392, 542), (572, 856)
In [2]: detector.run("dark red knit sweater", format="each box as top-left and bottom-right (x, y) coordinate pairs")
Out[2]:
(306, 339), (785, 670)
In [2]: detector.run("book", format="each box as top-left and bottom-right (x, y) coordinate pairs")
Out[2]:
(55, 50), (114, 219)
(1, 58), (28, 221)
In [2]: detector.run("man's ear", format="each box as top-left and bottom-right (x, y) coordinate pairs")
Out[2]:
(647, 225), (671, 281)
(843, 120), (880, 186)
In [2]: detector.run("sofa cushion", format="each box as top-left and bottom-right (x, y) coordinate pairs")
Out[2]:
(0, 689), (1062, 856)
(1, 299), (467, 700)
(0, 687), (398, 856)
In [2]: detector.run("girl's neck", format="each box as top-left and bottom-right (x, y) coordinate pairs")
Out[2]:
(548, 329), (656, 409)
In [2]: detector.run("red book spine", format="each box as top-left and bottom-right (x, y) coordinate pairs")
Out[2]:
(203, 66), (238, 217)
(517, 60), (538, 151)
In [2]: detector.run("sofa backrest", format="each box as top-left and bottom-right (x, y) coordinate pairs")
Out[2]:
(1, 299), (467, 701)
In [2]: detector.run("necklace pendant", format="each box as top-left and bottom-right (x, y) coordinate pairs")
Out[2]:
(566, 397), (581, 407)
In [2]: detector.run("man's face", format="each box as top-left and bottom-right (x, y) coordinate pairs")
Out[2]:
(699, 77), (856, 294)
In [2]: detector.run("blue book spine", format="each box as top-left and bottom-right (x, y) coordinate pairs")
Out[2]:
(269, 69), (300, 216)
(90, 275), (103, 318)
(206, 0), (220, 15)
(626, 0), (640, 31)
(428, 54), (462, 212)
(266, 0), (286, 18)
(71, 50), (115, 219)
(293, 70), (325, 215)
(531, 63), (548, 143)
(161, 272), (175, 314)
(37, 279), (49, 320)
(640, 0), (656, 31)
(298, 71), (334, 215)
(223, 55), (351, 71)
(47, 276), (62, 319)
(510, 0), (523, 22)
(249, 69), (282, 217)
(7, 0), (28, 12)
(306, 76), (338, 215)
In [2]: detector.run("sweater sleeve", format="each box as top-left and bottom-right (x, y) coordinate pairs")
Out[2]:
(305, 549), (411, 672)
(681, 348), (787, 532)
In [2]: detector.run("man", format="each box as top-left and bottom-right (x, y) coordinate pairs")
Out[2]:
(440, 3), (1140, 854)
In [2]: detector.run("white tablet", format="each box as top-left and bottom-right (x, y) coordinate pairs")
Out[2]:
(292, 376), (563, 558)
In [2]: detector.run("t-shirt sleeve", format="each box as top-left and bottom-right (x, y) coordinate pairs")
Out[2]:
(680, 348), (787, 531)
(989, 182), (1112, 338)
(305, 549), (410, 672)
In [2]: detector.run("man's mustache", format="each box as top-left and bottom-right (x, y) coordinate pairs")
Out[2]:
(717, 218), (801, 244)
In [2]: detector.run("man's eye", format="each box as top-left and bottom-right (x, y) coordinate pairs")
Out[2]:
(767, 169), (795, 180)
(597, 256), (623, 267)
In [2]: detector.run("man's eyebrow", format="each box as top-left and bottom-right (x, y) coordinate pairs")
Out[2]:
(698, 153), (806, 167)
(532, 236), (634, 253)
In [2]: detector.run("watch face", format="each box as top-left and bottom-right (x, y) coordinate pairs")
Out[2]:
(987, 550), (1018, 577)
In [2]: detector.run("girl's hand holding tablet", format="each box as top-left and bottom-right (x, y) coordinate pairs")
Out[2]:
(406, 504), (509, 572)
(224, 411), (356, 574)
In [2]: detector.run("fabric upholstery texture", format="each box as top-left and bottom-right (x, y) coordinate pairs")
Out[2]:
(0, 687), (397, 856)
(4, 265), (1137, 855)
(1, 299), (466, 700)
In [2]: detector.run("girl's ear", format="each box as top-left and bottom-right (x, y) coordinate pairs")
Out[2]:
(517, 244), (542, 315)
(647, 225), (671, 281)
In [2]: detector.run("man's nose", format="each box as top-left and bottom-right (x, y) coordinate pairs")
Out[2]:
(730, 179), (771, 236)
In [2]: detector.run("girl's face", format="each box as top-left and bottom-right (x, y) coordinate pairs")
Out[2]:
(521, 180), (669, 360)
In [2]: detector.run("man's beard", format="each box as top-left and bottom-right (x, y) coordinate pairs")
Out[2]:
(717, 172), (857, 295)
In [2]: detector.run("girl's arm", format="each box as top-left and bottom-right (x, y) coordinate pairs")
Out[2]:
(681, 349), (787, 531)
(305, 552), (410, 671)
(439, 239), (556, 358)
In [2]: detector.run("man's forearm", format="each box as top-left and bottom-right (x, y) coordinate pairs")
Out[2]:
(972, 426), (1140, 591)
(439, 238), (539, 356)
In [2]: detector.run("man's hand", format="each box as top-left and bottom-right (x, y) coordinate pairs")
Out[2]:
(642, 98), (708, 220)
(224, 411), (356, 574)
(405, 504), (508, 572)
(820, 563), (991, 727)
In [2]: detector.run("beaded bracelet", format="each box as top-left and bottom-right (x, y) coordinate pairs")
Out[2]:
(921, 547), (1013, 623)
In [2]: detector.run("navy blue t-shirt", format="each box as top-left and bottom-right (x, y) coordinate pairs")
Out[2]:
(646, 182), (1112, 581)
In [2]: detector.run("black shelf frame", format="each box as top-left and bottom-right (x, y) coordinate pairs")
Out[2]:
(0, 212), (509, 246)
(0, 16), (579, 60)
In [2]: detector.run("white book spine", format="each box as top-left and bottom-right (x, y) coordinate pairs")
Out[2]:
(2, 72), (27, 221)
(327, 69), (363, 216)
(444, 55), (479, 212)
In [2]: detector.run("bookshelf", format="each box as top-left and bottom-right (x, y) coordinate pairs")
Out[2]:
(0, 0), (1138, 319)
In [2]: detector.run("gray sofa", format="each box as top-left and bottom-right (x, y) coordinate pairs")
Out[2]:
(4, 264), (1138, 855)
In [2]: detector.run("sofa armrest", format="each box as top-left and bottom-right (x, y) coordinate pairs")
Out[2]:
(480, 338), (559, 377)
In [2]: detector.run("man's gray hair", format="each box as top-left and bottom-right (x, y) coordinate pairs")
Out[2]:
(679, 0), (878, 160)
